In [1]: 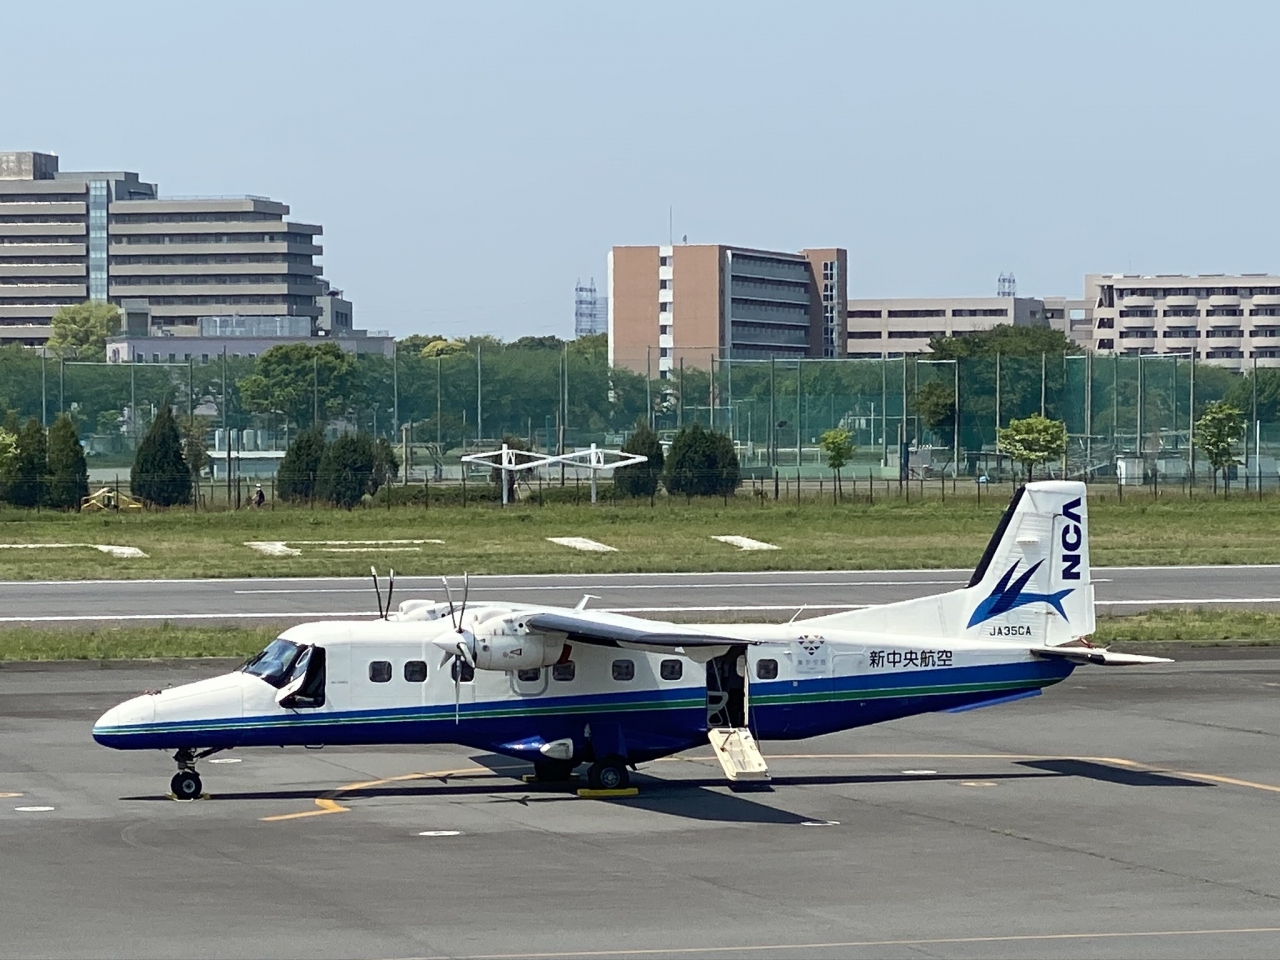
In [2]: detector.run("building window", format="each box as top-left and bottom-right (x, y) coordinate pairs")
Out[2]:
(659, 301), (671, 313)
(404, 661), (427, 682)
(659, 256), (671, 267)
(848, 310), (882, 318)
(1096, 318), (1115, 329)
(659, 659), (682, 681)
(849, 331), (882, 339)
(369, 661), (392, 683)
(1097, 338), (1114, 350)
(659, 279), (671, 289)
(552, 661), (575, 682)
(887, 309), (945, 318)
(611, 659), (635, 682)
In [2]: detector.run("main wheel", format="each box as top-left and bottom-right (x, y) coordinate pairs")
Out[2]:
(171, 770), (202, 801)
(587, 755), (629, 790)
(534, 760), (575, 782)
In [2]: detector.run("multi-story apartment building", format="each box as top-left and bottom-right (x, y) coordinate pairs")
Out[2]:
(0, 151), (345, 347)
(1086, 273), (1280, 370)
(608, 243), (846, 377)
(844, 296), (1050, 357)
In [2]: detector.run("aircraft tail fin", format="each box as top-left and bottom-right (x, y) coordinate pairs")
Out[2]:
(804, 481), (1094, 647)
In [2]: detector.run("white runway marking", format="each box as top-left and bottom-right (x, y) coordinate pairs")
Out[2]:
(14, 806), (54, 812)
(0, 543), (147, 559)
(246, 539), (443, 557)
(417, 830), (462, 837)
(1097, 598), (1280, 606)
(713, 535), (780, 551)
(231, 579), (966, 595)
(547, 537), (617, 553)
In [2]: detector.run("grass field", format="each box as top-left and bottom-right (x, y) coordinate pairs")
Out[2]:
(1, 486), (1279, 581)
(2, 609), (1278, 662)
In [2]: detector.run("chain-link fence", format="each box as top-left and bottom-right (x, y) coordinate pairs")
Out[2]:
(1, 343), (1275, 490)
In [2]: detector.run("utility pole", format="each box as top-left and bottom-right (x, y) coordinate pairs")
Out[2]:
(41, 352), (47, 427)
(392, 343), (399, 437)
(312, 353), (319, 428)
(436, 356), (442, 449)
(475, 342), (482, 446)
(646, 346), (653, 431)
(223, 347), (231, 507)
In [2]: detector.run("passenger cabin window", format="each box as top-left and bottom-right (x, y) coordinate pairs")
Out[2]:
(612, 659), (635, 682)
(552, 661), (575, 682)
(516, 668), (541, 682)
(369, 661), (392, 683)
(451, 659), (475, 683)
(404, 660), (427, 682)
(660, 659), (682, 681)
(756, 659), (779, 680)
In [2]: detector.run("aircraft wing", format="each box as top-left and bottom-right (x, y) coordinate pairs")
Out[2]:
(524, 611), (757, 650)
(1030, 645), (1172, 666)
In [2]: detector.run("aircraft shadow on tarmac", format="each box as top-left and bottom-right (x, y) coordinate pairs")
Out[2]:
(116, 759), (1206, 824)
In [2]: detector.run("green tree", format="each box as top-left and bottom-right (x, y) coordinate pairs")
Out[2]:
(916, 379), (956, 449)
(132, 405), (191, 507)
(614, 423), (664, 502)
(664, 424), (740, 501)
(238, 342), (363, 430)
(45, 413), (88, 510)
(8, 418), (47, 508)
(0, 425), (19, 503)
(372, 437), (400, 492)
(422, 339), (467, 358)
(46, 301), (122, 361)
(997, 414), (1067, 482)
(1225, 369), (1280, 424)
(1195, 400), (1247, 494)
(276, 428), (327, 503)
(178, 417), (211, 484)
(820, 427), (855, 502)
(317, 432), (376, 509)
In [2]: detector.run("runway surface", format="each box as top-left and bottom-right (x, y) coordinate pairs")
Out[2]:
(2, 565), (1280, 625)
(3, 654), (1280, 958)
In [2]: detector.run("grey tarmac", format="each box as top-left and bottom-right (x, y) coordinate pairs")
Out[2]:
(3, 564), (1280, 627)
(2, 655), (1280, 959)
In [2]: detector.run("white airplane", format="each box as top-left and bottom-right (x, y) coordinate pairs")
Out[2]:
(94, 480), (1169, 800)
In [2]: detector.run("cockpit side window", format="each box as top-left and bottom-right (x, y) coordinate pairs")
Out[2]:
(281, 645), (327, 709)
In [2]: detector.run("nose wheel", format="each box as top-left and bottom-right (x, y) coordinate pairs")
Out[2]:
(169, 747), (225, 801)
(170, 770), (203, 801)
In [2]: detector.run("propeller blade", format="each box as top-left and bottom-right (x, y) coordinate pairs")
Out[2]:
(458, 571), (470, 627)
(370, 566), (383, 618)
(453, 662), (461, 725)
(441, 576), (457, 630)
(457, 638), (476, 668)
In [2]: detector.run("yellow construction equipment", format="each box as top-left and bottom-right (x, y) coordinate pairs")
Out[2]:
(81, 486), (143, 512)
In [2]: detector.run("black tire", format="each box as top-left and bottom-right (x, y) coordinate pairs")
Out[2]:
(587, 755), (629, 791)
(534, 760), (575, 782)
(171, 770), (202, 801)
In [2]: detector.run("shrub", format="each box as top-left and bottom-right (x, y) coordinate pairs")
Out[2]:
(615, 423), (664, 500)
(132, 406), (192, 507)
(663, 423), (740, 500)
(277, 428), (327, 503)
(46, 413), (88, 511)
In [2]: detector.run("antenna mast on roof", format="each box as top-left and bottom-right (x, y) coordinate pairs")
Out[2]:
(997, 272), (1017, 298)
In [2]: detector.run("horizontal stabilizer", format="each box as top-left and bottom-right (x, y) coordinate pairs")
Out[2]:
(524, 612), (755, 649)
(1031, 645), (1172, 666)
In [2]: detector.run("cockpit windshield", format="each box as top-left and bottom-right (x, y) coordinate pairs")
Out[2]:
(241, 638), (304, 688)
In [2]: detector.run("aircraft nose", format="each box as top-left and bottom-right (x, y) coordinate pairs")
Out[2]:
(92, 695), (156, 746)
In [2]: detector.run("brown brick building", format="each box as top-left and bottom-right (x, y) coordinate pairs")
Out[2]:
(607, 243), (847, 377)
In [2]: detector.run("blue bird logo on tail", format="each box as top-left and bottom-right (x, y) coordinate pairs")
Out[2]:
(966, 560), (1074, 628)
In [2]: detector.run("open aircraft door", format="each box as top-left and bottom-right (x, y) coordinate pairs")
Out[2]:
(706, 646), (769, 784)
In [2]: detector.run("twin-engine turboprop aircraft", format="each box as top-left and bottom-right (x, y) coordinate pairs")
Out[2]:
(94, 481), (1169, 800)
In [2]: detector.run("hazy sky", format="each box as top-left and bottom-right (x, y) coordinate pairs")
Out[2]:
(7, 1), (1278, 339)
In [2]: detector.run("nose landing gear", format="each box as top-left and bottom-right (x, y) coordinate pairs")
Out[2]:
(170, 747), (225, 801)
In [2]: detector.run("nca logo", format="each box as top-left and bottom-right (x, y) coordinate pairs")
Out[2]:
(1060, 497), (1083, 581)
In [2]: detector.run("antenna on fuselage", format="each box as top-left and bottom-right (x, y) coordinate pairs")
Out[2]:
(385, 568), (395, 620)
(371, 566), (384, 618)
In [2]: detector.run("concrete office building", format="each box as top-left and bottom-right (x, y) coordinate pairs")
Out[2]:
(845, 295), (1050, 357)
(106, 314), (392, 365)
(608, 243), (847, 377)
(1087, 273), (1280, 370)
(0, 151), (348, 346)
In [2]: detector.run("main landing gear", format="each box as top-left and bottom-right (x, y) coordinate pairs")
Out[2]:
(170, 747), (225, 800)
(587, 754), (630, 791)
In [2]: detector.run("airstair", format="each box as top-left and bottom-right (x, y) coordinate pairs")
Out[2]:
(707, 727), (770, 783)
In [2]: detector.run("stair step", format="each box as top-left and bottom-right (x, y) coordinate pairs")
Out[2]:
(707, 726), (770, 782)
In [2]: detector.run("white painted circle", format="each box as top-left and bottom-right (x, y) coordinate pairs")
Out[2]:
(418, 830), (462, 837)
(15, 805), (55, 812)
(209, 758), (242, 764)
(902, 769), (937, 775)
(800, 820), (840, 827)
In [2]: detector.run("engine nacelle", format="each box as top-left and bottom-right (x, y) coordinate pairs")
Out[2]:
(472, 615), (562, 671)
